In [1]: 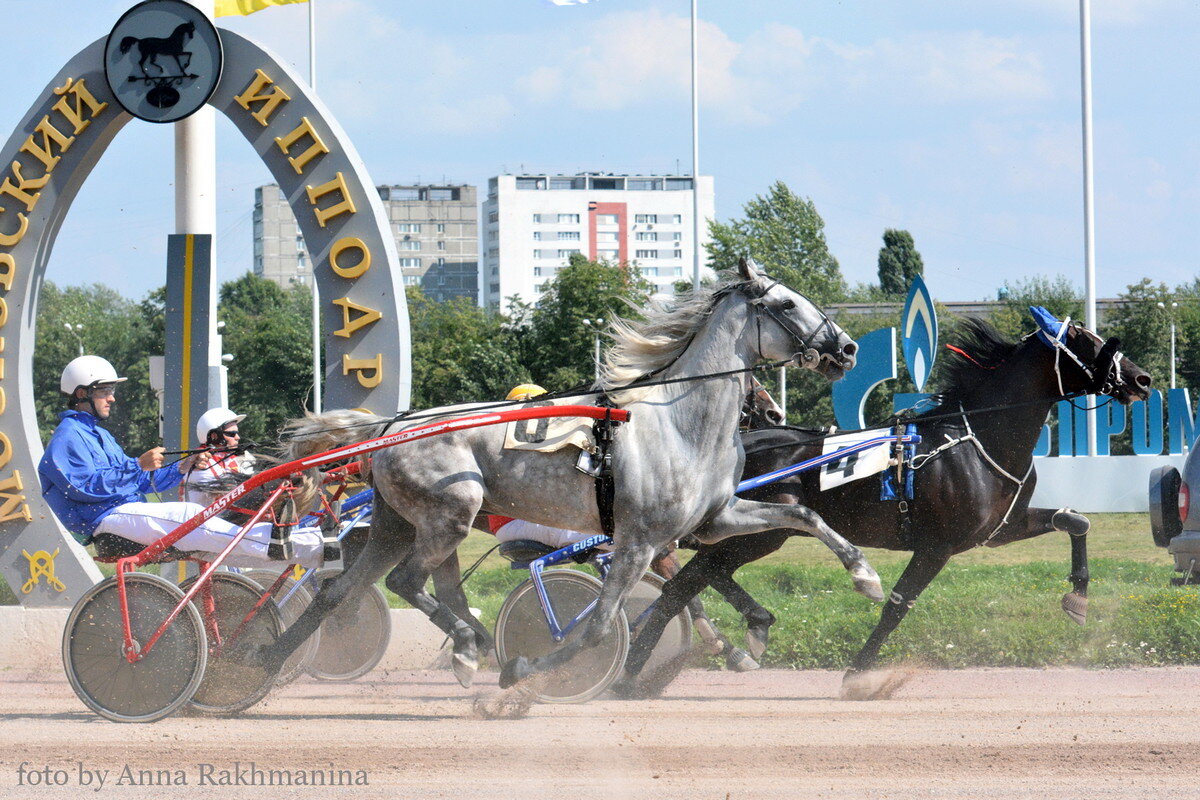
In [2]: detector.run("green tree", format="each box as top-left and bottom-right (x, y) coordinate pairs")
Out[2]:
(218, 274), (315, 445)
(877, 228), (924, 295)
(989, 275), (1084, 343)
(522, 254), (653, 389)
(1102, 278), (1178, 392)
(407, 286), (527, 408)
(706, 181), (846, 304)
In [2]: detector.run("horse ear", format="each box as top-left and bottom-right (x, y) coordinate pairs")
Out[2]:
(738, 256), (758, 282)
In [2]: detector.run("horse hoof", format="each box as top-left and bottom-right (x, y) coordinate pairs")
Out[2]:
(745, 627), (770, 660)
(499, 656), (532, 689)
(451, 653), (477, 688)
(849, 562), (885, 602)
(1061, 591), (1088, 625)
(610, 674), (640, 699)
(726, 647), (760, 672)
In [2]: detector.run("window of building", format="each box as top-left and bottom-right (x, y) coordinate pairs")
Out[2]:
(672, 231), (682, 241)
(403, 275), (421, 286)
(636, 232), (657, 242)
(532, 213), (545, 223)
(640, 267), (659, 276)
(597, 231), (619, 242)
(670, 214), (683, 224)
(558, 213), (580, 224)
(670, 267), (683, 276)
(674, 250), (682, 259)
(488, 211), (499, 223)
(533, 267), (542, 277)
(426, 188), (455, 201)
(437, 241), (446, 250)
(436, 223), (445, 233)
(398, 240), (421, 251)
(635, 214), (657, 224)
(397, 223), (422, 233)
(558, 231), (580, 241)
(665, 178), (694, 191)
(635, 249), (658, 259)
(590, 177), (622, 190)
(550, 178), (584, 190)
(598, 249), (620, 261)
(399, 257), (421, 268)
(558, 249), (581, 258)
(390, 187), (420, 200)
(596, 214), (618, 225)
(517, 177), (546, 190)
(628, 178), (661, 191)
(533, 231), (542, 241)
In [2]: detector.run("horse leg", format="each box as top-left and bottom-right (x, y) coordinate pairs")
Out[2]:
(652, 550), (725, 657)
(843, 544), (952, 697)
(693, 498), (884, 601)
(431, 550), (494, 655)
(708, 568), (776, 662)
(385, 530), (481, 688)
(500, 541), (658, 690)
(258, 500), (409, 673)
(986, 506), (1091, 624)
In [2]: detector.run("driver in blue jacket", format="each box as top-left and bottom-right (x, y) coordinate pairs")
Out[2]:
(38, 355), (326, 567)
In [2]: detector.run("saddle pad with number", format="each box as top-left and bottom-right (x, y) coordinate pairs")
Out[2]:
(819, 430), (892, 491)
(503, 399), (595, 453)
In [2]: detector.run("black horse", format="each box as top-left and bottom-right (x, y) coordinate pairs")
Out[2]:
(119, 21), (195, 77)
(618, 312), (1152, 698)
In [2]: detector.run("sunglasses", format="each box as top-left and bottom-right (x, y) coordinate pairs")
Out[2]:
(90, 386), (116, 398)
(222, 429), (241, 439)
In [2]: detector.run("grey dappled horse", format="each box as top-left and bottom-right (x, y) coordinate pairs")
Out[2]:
(261, 259), (879, 690)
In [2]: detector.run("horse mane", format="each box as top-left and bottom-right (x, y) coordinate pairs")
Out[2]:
(597, 278), (746, 402)
(926, 317), (1022, 410)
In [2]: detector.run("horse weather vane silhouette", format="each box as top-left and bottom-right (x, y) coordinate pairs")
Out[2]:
(104, 1), (223, 124)
(118, 20), (197, 109)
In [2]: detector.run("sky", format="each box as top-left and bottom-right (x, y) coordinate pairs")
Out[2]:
(1, 0), (1197, 304)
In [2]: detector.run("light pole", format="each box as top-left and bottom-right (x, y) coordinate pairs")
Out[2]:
(1158, 301), (1178, 389)
(64, 323), (83, 357)
(582, 317), (605, 380)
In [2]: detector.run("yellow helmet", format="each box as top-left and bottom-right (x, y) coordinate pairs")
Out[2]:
(507, 383), (547, 402)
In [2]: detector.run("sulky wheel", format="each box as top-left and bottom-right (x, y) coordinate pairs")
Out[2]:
(305, 568), (391, 682)
(180, 572), (283, 716)
(241, 568), (320, 685)
(624, 571), (693, 687)
(494, 569), (629, 704)
(63, 573), (207, 723)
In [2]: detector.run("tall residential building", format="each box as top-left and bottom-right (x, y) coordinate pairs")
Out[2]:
(253, 183), (478, 303)
(481, 172), (716, 309)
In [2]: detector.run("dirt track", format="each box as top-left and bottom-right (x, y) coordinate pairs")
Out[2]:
(0, 667), (1198, 800)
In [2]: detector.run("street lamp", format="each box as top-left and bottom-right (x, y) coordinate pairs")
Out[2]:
(582, 317), (605, 381)
(63, 323), (84, 357)
(1157, 301), (1179, 389)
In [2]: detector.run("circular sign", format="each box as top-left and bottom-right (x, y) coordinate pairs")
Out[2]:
(104, 0), (223, 124)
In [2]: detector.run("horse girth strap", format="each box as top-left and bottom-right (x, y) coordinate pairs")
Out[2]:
(592, 398), (623, 537)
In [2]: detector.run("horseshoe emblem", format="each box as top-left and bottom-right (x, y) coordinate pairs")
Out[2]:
(21, 549), (65, 594)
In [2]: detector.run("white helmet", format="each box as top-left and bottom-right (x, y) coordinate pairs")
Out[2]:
(60, 355), (127, 395)
(196, 407), (246, 444)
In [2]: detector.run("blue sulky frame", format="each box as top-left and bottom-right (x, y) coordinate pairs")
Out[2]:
(514, 430), (923, 644)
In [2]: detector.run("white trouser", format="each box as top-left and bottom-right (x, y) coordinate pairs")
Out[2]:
(494, 518), (591, 549)
(94, 501), (324, 568)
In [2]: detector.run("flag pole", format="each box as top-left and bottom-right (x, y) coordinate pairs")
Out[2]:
(690, 0), (701, 293)
(1080, 0), (1096, 455)
(309, 0), (321, 413)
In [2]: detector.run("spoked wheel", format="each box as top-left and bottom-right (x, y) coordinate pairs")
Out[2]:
(494, 570), (629, 704)
(180, 572), (283, 716)
(624, 572), (694, 688)
(305, 568), (391, 682)
(63, 573), (206, 723)
(241, 568), (320, 685)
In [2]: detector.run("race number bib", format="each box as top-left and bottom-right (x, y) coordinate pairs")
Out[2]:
(503, 399), (595, 454)
(819, 431), (891, 491)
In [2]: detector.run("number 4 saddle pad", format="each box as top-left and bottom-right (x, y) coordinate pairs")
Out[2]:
(818, 430), (893, 491)
(502, 399), (596, 454)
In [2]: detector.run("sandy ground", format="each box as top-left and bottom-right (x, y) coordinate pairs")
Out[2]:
(0, 666), (1198, 800)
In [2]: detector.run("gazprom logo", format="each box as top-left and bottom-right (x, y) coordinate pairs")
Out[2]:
(902, 275), (937, 392)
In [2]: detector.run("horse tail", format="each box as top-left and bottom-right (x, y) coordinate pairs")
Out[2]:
(119, 36), (138, 54)
(277, 409), (391, 513)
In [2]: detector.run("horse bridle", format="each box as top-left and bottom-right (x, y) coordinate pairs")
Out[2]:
(1027, 317), (1126, 398)
(740, 278), (845, 371)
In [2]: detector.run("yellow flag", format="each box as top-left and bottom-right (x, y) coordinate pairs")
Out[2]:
(215, 0), (309, 17)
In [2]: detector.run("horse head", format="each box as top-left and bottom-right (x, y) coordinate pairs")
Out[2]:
(740, 377), (785, 429)
(736, 257), (857, 381)
(178, 21), (196, 42)
(1029, 306), (1152, 405)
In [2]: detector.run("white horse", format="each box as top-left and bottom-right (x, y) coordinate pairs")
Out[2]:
(262, 259), (881, 688)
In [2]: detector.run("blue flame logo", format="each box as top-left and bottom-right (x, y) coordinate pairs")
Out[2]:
(902, 275), (937, 392)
